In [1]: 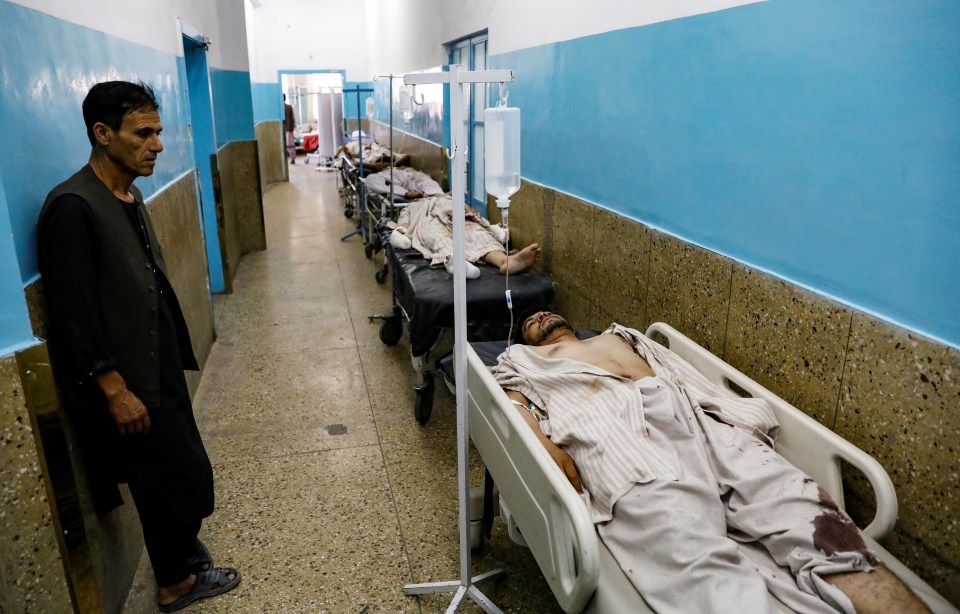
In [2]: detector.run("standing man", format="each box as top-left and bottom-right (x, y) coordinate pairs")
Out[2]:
(284, 93), (296, 164)
(37, 81), (240, 612)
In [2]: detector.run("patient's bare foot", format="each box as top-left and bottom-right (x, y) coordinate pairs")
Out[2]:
(500, 243), (541, 275)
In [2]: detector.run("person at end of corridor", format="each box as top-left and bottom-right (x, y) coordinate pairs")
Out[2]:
(37, 80), (241, 612)
(495, 310), (931, 614)
(284, 94), (296, 164)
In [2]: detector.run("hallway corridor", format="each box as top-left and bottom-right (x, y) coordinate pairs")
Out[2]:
(126, 164), (560, 613)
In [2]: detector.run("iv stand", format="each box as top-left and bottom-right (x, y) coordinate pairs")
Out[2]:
(401, 64), (514, 614)
(341, 84), (374, 243)
(373, 75), (399, 216)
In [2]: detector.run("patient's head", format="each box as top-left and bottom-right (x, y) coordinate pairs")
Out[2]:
(521, 311), (575, 345)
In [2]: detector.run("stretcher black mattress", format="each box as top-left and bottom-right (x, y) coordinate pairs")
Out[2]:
(386, 240), (556, 357)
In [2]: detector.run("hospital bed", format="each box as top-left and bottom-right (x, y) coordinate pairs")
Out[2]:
(452, 322), (957, 613)
(371, 232), (555, 425)
(336, 139), (410, 172)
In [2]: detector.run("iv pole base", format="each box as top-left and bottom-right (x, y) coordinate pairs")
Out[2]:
(403, 568), (505, 613)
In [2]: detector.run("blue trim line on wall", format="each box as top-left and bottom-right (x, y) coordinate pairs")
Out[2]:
(490, 0), (960, 347)
(0, 1), (194, 282)
(211, 68), (255, 145)
(252, 82), (281, 123)
(0, 179), (33, 353)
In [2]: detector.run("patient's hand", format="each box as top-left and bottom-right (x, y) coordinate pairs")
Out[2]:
(405, 190), (424, 199)
(547, 441), (583, 493)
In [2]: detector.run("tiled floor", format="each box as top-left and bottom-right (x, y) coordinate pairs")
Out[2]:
(125, 160), (562, 613)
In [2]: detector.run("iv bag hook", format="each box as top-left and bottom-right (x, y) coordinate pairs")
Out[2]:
(410, 84), (425, 106)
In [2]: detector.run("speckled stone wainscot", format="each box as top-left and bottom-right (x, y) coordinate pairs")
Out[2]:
(254, 120), (285, 185)
(217, 140), (267, 289)
(146, 170), (216, 394)
(0, 353), (72, 613)
(835, 315), (960, 605)
(551, 192), (597, 327)
(724, 265), (853, 427)
(591, 208), (651, 332)
(646, 231), (733, 355)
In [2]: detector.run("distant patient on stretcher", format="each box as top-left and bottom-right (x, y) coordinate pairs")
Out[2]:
(364, 167), (444, 200)
(391, 195), (540, 277)
(495, 311), (929, 614)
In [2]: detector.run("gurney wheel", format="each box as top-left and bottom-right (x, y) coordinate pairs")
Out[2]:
(344, 206), (354, 218)
(375, 267), (388, 284)
(414, 377), (435, 425)
(364, 243), (375, 259)
(379, 316), (402, 346)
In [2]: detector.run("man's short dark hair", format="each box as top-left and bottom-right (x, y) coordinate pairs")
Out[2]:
(512, 306), (542, 344)
(82, 81), (160, 145)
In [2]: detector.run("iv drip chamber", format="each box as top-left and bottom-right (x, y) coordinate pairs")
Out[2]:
(484, 106), (521, 203)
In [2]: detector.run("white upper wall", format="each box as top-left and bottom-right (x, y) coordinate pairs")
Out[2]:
(365, 0), (766, 75)
(244, 0), (369, 83)
(7, 0), (251, 71)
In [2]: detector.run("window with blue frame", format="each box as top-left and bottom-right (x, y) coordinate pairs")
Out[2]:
(448, 32), (488, 211)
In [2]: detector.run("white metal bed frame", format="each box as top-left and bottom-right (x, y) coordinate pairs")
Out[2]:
(466, 322), (957, 613)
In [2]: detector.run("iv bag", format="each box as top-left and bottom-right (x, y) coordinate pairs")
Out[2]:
(399, 86), (414, 124)
(484, 106), (520, 200)
(365, 97), (375, 118)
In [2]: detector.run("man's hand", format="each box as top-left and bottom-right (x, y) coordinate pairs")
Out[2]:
(546, 441), (583, 493)
(506, 390), (583, 493)
(96, 371), (151, 435)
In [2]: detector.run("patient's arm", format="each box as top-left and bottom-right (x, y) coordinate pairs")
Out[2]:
(505, 390), (583, 493)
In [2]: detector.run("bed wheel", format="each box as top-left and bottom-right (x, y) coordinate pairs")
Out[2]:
(344, 205), (354, 218)
(379, 316), (402, 346)
(375, 267), (388, 284)
(414, 376), (435, 425)
(364, 243), (375, 259)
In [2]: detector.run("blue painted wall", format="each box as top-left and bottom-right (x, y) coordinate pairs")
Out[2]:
(0, 1), (194, 284)
(211, 68), (255, 146)
(0, 181), (33, 356)
(372, 76), (445, 146)
(491, 0), (960, 347)
(0, 1), (256, 353)
(252, 82), (281, 123)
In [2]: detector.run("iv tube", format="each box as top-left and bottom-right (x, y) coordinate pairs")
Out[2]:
(484, 105), (520, 228)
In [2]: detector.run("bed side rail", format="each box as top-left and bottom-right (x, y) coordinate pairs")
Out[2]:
(644, 322), (897, 541)
(466, 346), (600, 614)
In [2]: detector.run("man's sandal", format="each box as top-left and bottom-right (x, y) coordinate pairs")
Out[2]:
(185, 539), (213, 574)
(158, 567), (241, 613)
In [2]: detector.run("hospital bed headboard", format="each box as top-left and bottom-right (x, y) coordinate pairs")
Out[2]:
(644, 322), (897, 540)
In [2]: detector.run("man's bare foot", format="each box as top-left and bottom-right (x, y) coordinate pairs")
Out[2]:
(500, 243), (541, 275)
(158, 574), (197, 606)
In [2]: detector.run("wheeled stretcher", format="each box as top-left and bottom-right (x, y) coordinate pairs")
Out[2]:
(458, 322), (957, 613)
(372, 228), (554, 424)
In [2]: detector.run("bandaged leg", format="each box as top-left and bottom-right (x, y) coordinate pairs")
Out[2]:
(444, 255), (480, 279)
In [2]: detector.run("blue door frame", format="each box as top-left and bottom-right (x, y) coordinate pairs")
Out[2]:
(449, 32), (488, 211)
(182, 31), (224, 293)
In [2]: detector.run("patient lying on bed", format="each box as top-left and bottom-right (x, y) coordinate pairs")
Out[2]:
(365, 167), (444, 200)
(495, 311), (929, 614)
(391, 195), (540, 276)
